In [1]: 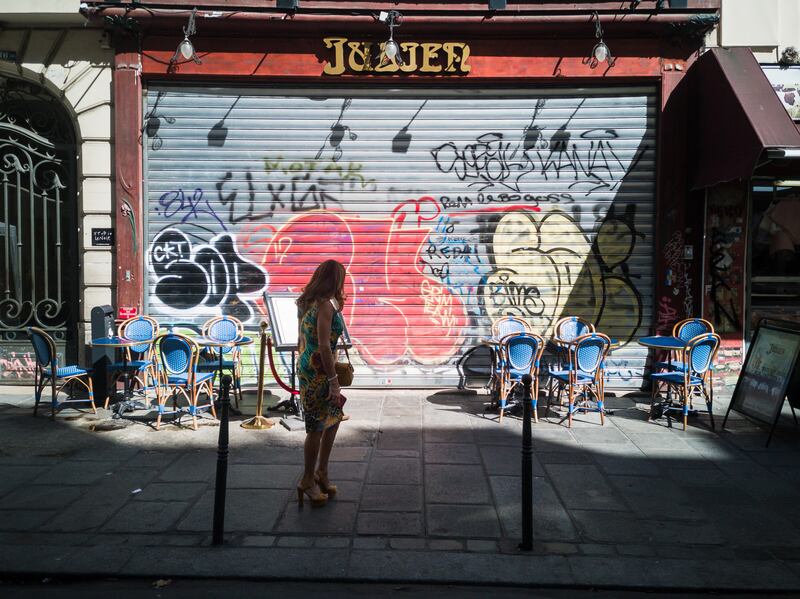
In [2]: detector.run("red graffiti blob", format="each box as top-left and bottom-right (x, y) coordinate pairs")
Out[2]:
(263, 199), (467, 365)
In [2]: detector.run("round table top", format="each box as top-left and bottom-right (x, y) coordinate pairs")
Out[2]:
(194, 335), (254, 348)
(638, 336), (686, 350)
(90, 336), (151, 348)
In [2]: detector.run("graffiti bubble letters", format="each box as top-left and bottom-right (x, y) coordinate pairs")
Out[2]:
(157, 188), (227, 230)
(149, 228), (268, 322)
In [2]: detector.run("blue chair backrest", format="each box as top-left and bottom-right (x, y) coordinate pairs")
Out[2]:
(28, 327), (55, 369)
(495, 317), (528, 339)
(573, 334), (610, 374)
(208, 317), (239, 354)
(124, 317), (156, 355)
(558, 317), (592, 342)
(677, 319), (711, 342)
(505, 334), (541, 372)
(159, 334), (193, 376)
(686, 333), (719, 376)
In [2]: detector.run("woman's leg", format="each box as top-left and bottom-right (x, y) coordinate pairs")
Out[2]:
(316, 423), (340, 482)
(301, 431), (323, 489)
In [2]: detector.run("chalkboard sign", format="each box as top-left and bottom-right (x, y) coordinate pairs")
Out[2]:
(91, 228), (114, 246)
(725, 320), (800, 444)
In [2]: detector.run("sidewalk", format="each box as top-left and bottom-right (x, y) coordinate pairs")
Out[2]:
(1, 385), (799, 591)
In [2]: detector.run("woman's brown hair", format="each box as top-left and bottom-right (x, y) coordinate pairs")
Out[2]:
(296, 259), (347, 314)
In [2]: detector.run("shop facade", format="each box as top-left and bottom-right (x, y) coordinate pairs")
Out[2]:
(96, 1), (720, 389)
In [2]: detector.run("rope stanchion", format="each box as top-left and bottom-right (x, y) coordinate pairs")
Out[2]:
(266, 335), (299, 395)
(241, 321), (274, 430)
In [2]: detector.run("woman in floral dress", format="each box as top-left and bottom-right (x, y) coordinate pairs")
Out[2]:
(295, 259), (347, 506)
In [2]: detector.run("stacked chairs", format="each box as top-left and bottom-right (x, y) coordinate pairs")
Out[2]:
(652, 318), (714, 399)
(155, 332), (216, 430)
(28, 327), (96, 419)
(547, 332), (611, 427)
(488, 316), (532, 409)
(107, 315), (159, 409)
(549, 316), (596, 407)
(498, 333), (544, 423)
(200, 316), (244, 409)
(650, 332), (720, 430)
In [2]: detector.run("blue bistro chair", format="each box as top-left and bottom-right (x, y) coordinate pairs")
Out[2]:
(155, 332), (216, 430)
(488, 316), (531, 407)
(107, 316), (159, 409)
(498, 332), (544, 423)
(199, 316), (244, 408)
(547, 332), (611, 427)
(28, 327), (95, 419)
(652, 318), (714, 399)
(650, 332), (720, 431)
(549, 316), (595, 406)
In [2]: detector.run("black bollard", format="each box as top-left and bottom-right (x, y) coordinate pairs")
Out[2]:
(519, 374), (533, 551)
(212, 375), (232, 546)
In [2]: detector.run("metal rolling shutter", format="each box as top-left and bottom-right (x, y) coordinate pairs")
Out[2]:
(144, 85), (656, 389)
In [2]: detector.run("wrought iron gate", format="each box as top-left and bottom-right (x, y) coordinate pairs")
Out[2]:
(0, 76), (78, 382)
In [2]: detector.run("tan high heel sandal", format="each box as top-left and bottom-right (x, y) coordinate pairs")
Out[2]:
(296, 483), (328, 507)
(314, 472), (338, 497)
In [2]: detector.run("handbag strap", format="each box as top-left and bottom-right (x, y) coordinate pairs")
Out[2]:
(330, 298), (352, 365)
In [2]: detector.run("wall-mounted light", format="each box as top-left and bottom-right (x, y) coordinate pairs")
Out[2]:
(170, 7), (201, 67)
(590, 12), (614, 68)
(378, 10), (404, 67)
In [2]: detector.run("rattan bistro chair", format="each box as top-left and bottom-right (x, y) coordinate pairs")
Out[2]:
(107, 315), (159, 409)
(498, 332), (545, 423)
(199, 316), (244, 408)
(650, 332), (720, 431)
(488, 316), (531, 408)
(549, 316), (596, 406)
(547, 332), (611, 427)
(28, 327), (96, 419)
(155, 332), (216, 430)
(652, 318), (714, 399)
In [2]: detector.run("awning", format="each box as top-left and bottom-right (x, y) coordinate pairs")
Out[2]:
(691, 47), (800, 189)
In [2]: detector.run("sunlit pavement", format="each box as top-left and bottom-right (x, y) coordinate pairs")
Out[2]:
(1, 384), (799, 592)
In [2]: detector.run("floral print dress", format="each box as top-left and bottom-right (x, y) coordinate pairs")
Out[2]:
(297, 303), (345, 433)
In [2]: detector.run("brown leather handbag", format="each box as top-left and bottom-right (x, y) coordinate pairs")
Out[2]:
(335, 345), (354, 387)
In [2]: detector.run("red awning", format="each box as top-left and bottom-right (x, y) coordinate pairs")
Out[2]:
(691, 47), (800, 189)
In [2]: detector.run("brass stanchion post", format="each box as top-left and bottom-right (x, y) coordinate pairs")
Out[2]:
(241, 320), (274, 430)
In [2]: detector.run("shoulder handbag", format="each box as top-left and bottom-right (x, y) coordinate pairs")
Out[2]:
(330, 298), (354, 387)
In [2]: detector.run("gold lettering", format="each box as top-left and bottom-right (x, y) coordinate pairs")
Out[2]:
(420, 43), (443, 73)
(399, 42), (420, 73)
(322, 37), (347, 76)
(347, 41), (373, 72)
(459, 43), (471, 73)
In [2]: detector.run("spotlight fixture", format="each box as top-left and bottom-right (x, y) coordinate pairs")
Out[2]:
(378, 10), (404, 67)
(590, 12), (614, 67)
(170, 7), (201, 67)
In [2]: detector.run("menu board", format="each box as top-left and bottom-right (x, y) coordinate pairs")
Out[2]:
(728, 324), (800, 424)
(264, 292), (352, 352)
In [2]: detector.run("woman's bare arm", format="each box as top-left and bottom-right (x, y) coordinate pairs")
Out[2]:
(316, 300), (337, 379)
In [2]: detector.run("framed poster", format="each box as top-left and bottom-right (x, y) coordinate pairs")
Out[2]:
(762, 65), (800, 122)
(264, 292), (352, 351)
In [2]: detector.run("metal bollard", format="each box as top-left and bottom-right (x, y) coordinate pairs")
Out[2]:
(212, 375), (232, 546)
(519, 374), (533, 551)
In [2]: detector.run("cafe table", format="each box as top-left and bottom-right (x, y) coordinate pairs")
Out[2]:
(90, 335), (155, 418)
(637, 335), (692, 422)
(194, 335), (253, 415)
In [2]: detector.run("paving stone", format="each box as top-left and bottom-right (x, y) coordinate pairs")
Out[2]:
(0, 484), (84, 510)
(133, 482), (206, 502)
(479, 444), (545, 476)
(542, 542), (578, 555)
(123, 451), (179, 470)
(428, 539), (463, 551)
(466, 539), (498, 552)
(328, 461), (368, 482)
(357, 511), (422, 536)
(536, 451), (594, 465)
(0, 510), (56, 531)
(158, 452), (216, 482)
(107, 533), (203, 546)
(376, 431), (420, 451)
(571, 510), (652, 544)
(241, 535), (276, 547)
(426, 505), (501, 538)
(314, 536), (350, 548)
(276, 536), (314, 548)
(352, 536), (387, 549)
(100, 500), (189, 533)
(360, 484), (422, 512)
(177, 489), (288, 533)
(423, 443), (480, 464)
(424, 428), (475, 444)
(233, 446), (304, 465)
(330, 447), (371, 462)
(593, 453), (662, 476)
(546, 464), (624, 511)
(579, 543), (615, 556)
(697, 558), (800, 590)
(389, 537), (426, 550)
(0, 466), (49, 497)
(276, 501), (357, 535)
(367, 458), (420, 485)
(571, 428), (631, 445)
(647, 519), (725, 546)
(489, 475), (577, 542)
(707, 505), (800, 547)
(566, 555), (704, 588)
(609, 475), (704, 521)
(373, 449), (419, 458)
(228, 464), (299, 489)
(425, 464), (491, 504)
(32, 461), (121, 486)
(616, 544), (656, 557)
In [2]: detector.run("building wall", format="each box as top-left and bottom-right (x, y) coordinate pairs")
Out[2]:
(715, 0), (800, 62)
(0, 27), (114, 367)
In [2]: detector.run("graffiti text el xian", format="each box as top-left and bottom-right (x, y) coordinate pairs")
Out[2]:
(323, 37), (471, 76)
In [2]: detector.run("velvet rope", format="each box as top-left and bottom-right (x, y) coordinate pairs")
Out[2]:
(266, 335), (299, 395)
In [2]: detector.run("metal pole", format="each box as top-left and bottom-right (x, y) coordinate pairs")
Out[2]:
(519, 374), (533, 551)
(212, 375), (232, 546)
